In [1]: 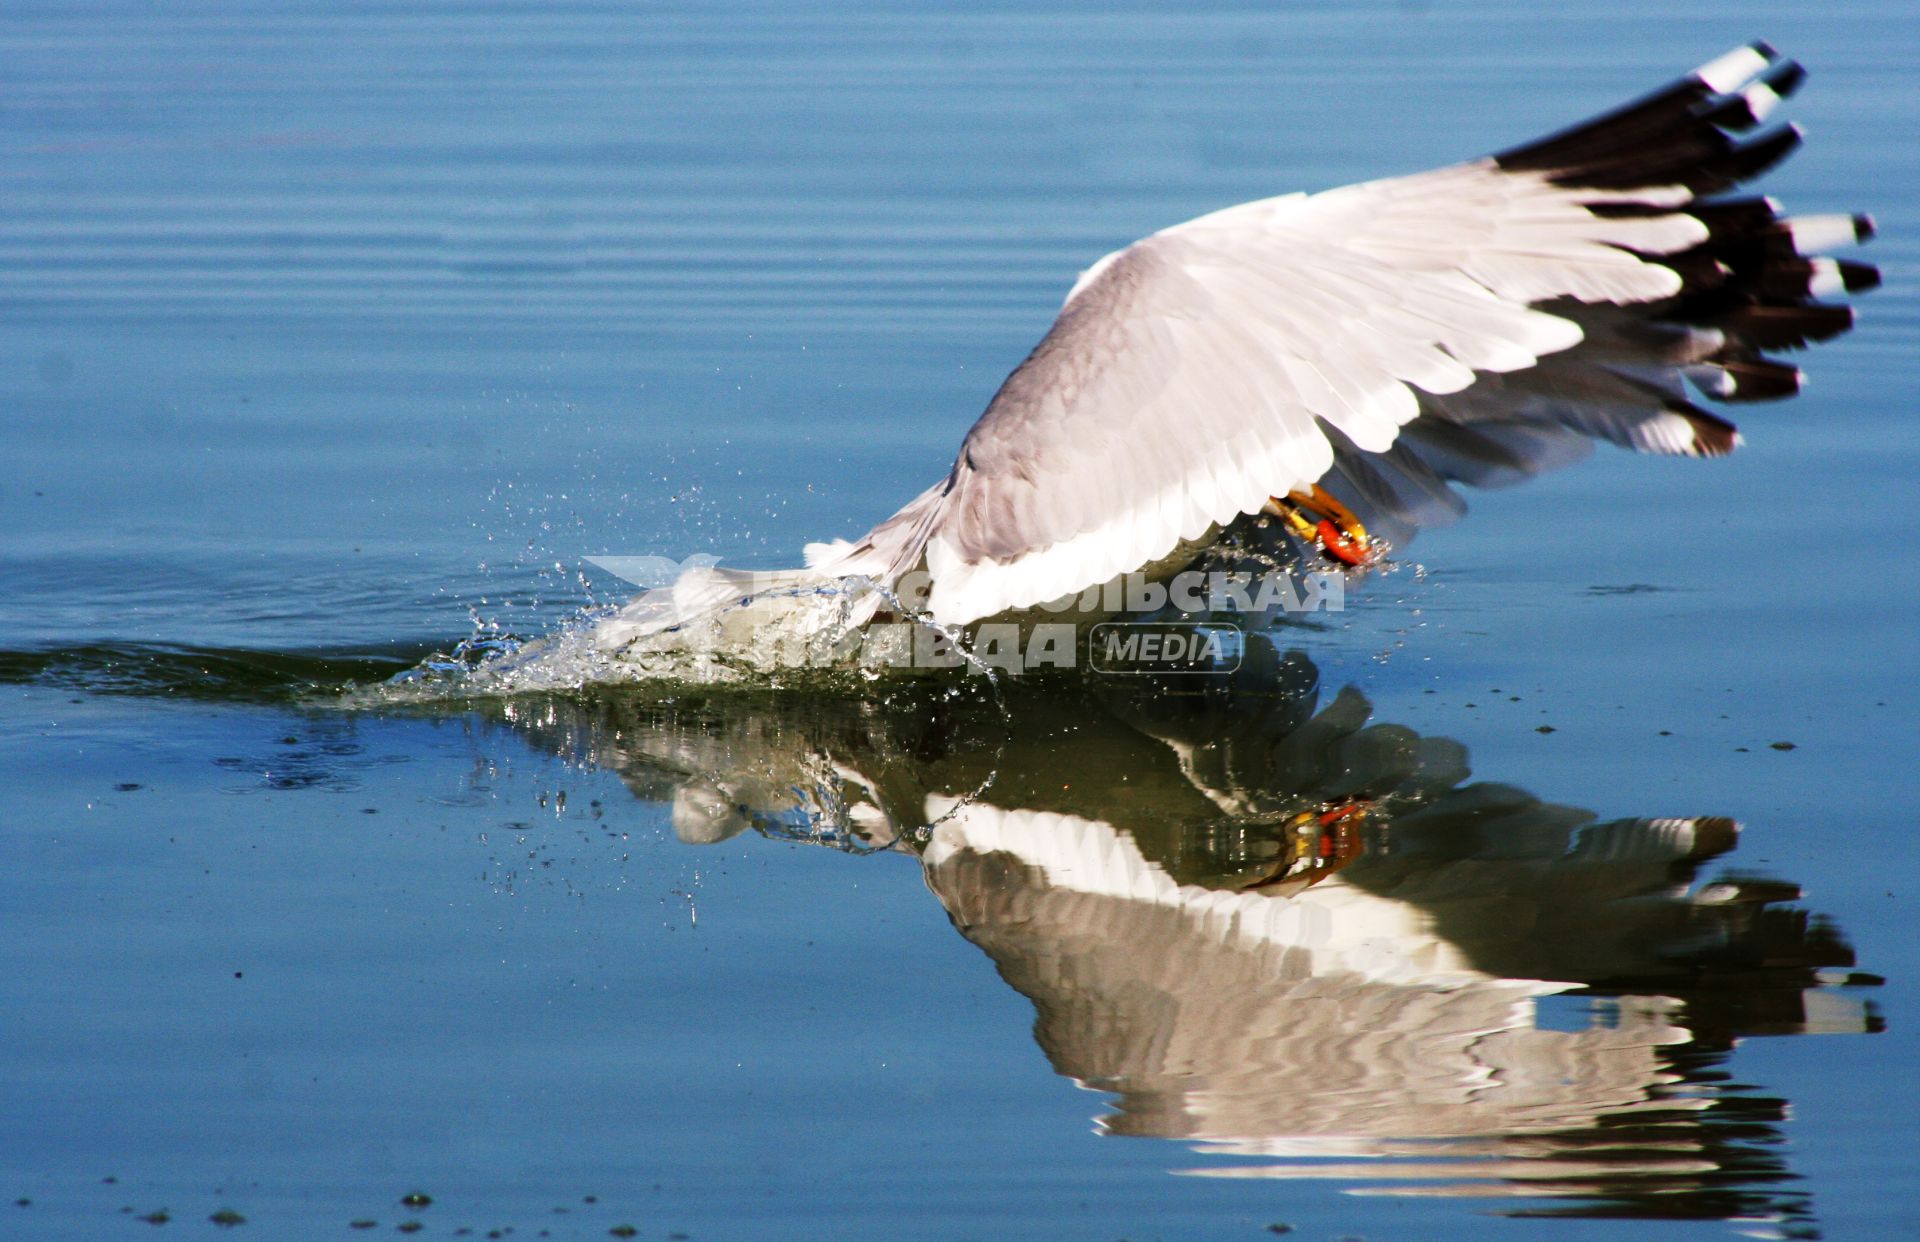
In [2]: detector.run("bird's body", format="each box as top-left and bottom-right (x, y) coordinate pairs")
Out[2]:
(595, 43), (1873, 667)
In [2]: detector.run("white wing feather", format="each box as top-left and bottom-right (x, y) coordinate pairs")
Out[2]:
(909, 163), (1699, 625)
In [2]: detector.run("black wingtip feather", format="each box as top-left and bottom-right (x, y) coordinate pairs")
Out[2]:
(1766, 59), (1808, 97)
(1677, 403), (1741, 457)
(1491, 45), (1820, 194)
(1838, 260), (1882, 293)
(1608, 127), (1784, 197)
(1696, 123), (1804, 190)
(1714, 358), (1803, 402)
(1687, 196), (1785, 240)
(1697, 59), (1805, 131)
(1488, 46), (1873, 427)
(1712, 304), (1855, 350)
(1697, 93), (1763, 132)
(1752, 258), (1881, 299)
(1495, 73), (1722, 175)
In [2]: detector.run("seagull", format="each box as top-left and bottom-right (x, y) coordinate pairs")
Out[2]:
(599, 43), (1875, 655)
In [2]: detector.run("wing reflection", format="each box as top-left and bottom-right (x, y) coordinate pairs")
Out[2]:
(474, 648), (1878, 1229)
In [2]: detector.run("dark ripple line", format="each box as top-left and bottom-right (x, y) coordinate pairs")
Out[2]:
(0, 641), (435, 703)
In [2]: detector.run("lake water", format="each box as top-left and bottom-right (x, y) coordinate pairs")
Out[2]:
(5, 2), (1919, 1239)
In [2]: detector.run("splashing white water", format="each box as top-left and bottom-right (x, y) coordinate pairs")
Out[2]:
(361, 565), (988, 704)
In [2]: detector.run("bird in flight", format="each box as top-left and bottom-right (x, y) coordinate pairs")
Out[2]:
(603, 43), (1875, 653)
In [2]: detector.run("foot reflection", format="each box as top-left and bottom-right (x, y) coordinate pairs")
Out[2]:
(475, 647), (1879, 1232)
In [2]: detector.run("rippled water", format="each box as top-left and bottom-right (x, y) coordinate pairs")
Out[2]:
(5, 2), (1920, 1239)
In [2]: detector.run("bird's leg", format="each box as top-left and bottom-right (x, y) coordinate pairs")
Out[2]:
(1263, 485), (1378, 566)
(1248, 800), (1371, 893)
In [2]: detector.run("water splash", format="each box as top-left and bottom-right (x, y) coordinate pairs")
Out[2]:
(363, 564), (1013, 705)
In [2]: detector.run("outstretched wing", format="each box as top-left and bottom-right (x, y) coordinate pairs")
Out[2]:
(817, 44), (1875, 626)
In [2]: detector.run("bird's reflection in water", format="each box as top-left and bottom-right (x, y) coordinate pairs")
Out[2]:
(477, 644), (1879, 1234)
